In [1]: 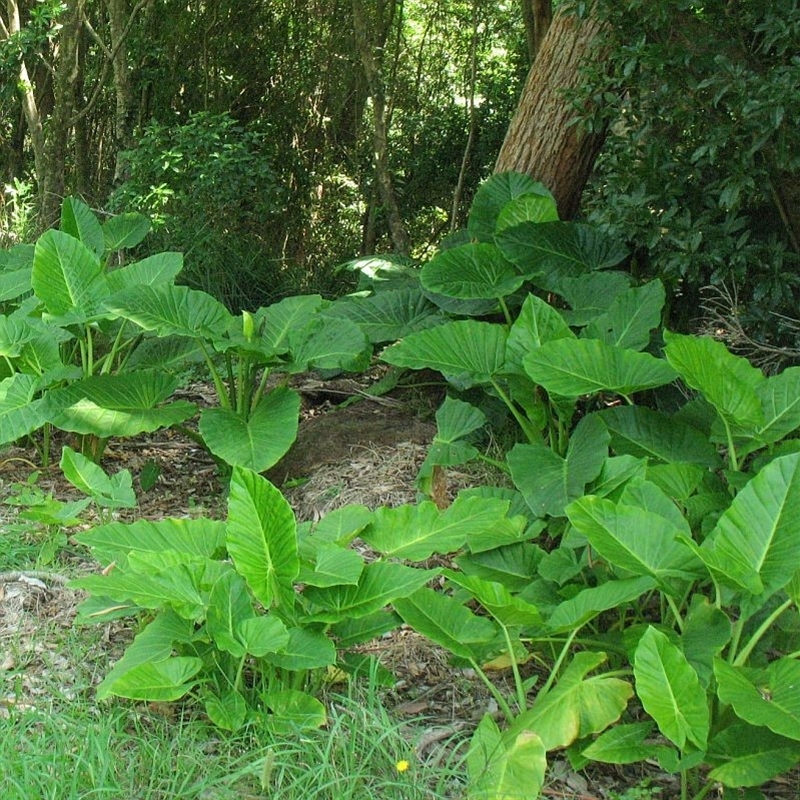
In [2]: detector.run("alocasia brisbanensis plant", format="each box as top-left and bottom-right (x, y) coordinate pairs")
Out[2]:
(0, 197), (196, 462)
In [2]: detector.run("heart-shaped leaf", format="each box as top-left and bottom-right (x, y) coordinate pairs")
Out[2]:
(199, 386), (300, 471)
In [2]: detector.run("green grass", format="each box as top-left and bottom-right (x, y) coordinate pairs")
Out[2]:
(0, 685), (468, 800)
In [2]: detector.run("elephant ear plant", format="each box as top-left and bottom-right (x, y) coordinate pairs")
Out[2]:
(106, 289), (371, 471)
(0, 196), (195, 462)
(334, 173), (800, 797)
(71, 467), (520, 733)
(0, 196), (371, 471)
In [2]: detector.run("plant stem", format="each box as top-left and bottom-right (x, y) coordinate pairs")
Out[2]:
(490, 378), (540, 444)
(199, 342), (230, 409)
(498, 296), (513, 327)
(734, 596), (794, 666)
(665, 593), (685, 633)
(727, 617), (744, 664)
(467, 658), (515, 722)
(539, 628), (578, 696)
(501, 625), (528, 714)
(475, 452), (511, 474)
(250, 367), (272, 415)
(722, 418), (739, 472)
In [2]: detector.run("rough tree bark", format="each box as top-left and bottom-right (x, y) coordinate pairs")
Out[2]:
(495, 6), (607, 220)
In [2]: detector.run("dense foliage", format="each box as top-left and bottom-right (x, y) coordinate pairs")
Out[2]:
(38, 174), (800, 799)
(580, 0), (800, 337)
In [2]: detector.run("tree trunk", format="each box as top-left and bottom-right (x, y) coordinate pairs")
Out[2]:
(520, 0), (552, 62)
(495, 7), (607, 220)
(351, 0), (410, 254)
(39, 0), (85, 228)
(107, 0), (136, 185)
(3, 0), (46, 190)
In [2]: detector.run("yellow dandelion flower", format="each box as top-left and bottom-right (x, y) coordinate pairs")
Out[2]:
(396, 759), (411, 773)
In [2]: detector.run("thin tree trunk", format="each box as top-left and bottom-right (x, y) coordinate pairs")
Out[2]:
(495, 7), (607, 220)
(451, 0), (480, 231)
(351, 0), (410, 254)
(107, 0), (136, 184)
(3, 0), (46, 190)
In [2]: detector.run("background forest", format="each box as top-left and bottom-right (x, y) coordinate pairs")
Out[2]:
(1, 0), (798, 335)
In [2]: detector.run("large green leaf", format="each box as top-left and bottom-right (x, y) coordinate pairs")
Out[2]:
(226, 467), (299, 609)
(0, 313), (37, 357)
(264, 688), (327, 733)
(634, 627), (709, 750)
(393, 586), (498, 659)
(106, 283), (234, 340)
(557, 272), (632, 326)
(707, 723), (800, 788)
(456, 542), (544, 592)
(32, 230), (109, 319)
(0, 266), (33, 302)
(206, 570), (256, 657)
(512, 651), (632, 750)
(496, 221), (628, 291)
(297, 541), (364, 588)
(508, 413), (609, 518)
(236, 615), (290, 657)
(566, 495), (700, 582)
(95, 610), (195, 699)
(692, 453), (800, 599)
(582, 722), (667, 765)
(257, 294), (325, 354)
(360, 494), (524, 561)
(43, 371), (196, 437)
(262, 628), (336, 670)
(286, 316), (369, 372)
(583, 280), (665, 351)
(714, 658), (800, 742)
(59, 446), (136, 508)
(76, 517), (226, 568)
(524, 338), (677, 398)
(664, 331), (765, 430)
(600, 406), (721, 467)
(382, 320), (507, 387)
(71, 564), (207, 620)
(199, 386), (300, 471)
(323, 287), (446, 344)
(106, 252), (183, 292)
(444, 571), (542, 627)
(421, 396), (487, 470)
(739, 367), (800, 451)
(467, 172), (552, 242)
(61, 196), (105, 257)
(505, 293), (575, 373)
(102, 212), (151, 252)
(680, 597), (732, 686)
(420, 243), (525, 300)
(496, 192), (559, 230)
(106, 657), (203, 701)
(467, 715), (546, 800)
(0, 373), (48, 444)
(547, 576), (657, 633)
(305, 562), (435, 623)
(205, 690), (248, 732)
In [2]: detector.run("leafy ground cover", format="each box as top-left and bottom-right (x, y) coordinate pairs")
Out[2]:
(4, 176), (800, 799)
(0, 392), (672, 800)
(1, 390), (798, 799)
